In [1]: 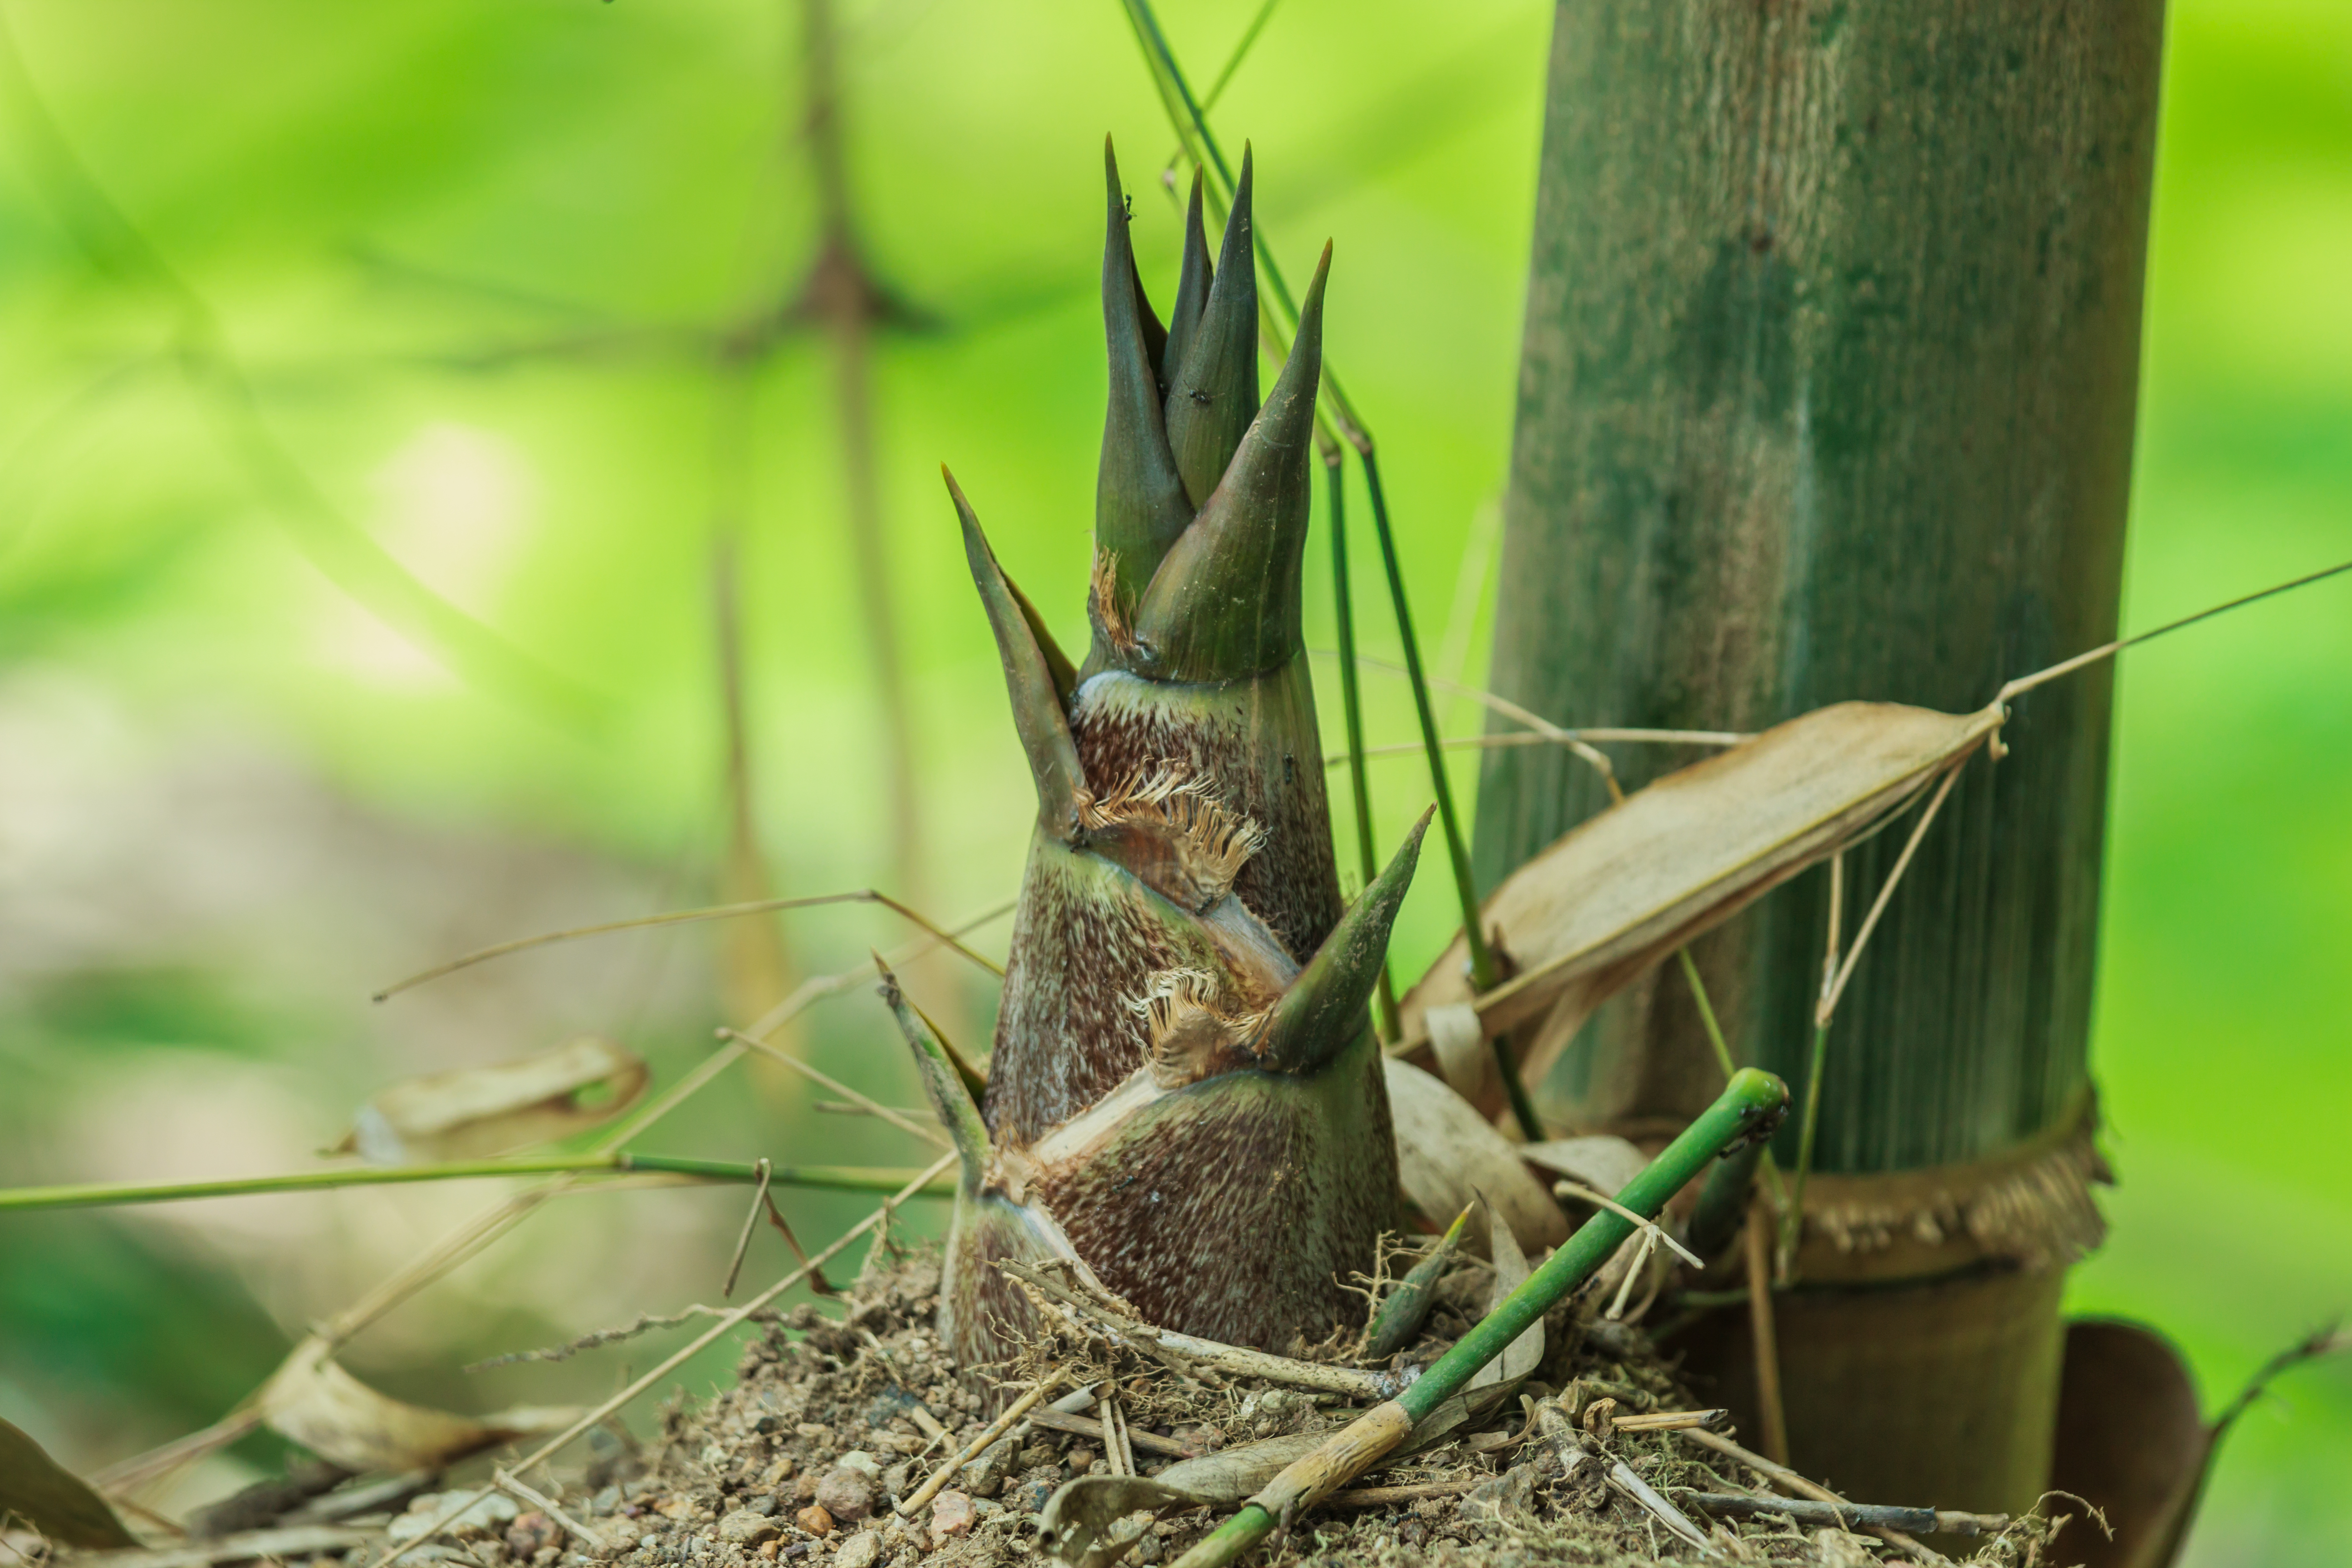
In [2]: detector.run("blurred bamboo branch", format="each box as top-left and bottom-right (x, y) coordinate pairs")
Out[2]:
(0, 1155), (945, 1214)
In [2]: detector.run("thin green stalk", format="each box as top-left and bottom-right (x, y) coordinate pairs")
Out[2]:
(1323, 441), (1399, 1041)
(0, 1156), (946, 1213)
(1171, 1069), (1790, 1568)
(1781, 854), (1845, 1271)
(1677, 946), (1788, 1212)
(1119, 0), (1529, 1129)
(1198, 0), (1282, 113)
(1783, 1018), (1830, 1269)
(1358, 453), (1533, 1137)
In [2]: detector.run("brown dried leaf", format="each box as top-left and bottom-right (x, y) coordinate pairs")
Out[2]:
(333, 1036), (648, 1164)
(1397, 701), (1996, 1112)
(1474, 1220), (1543, 1388)
(1383, 1060), (1568, 1255)
(0, 1416), (136, 1548)
(1152, 1432), (1329, 1504)
(1519, 1137), (1648, 1198)
(2049, 1318), (2346, 1568)
(1037, 1475), (1194, 1568)
(1036, 1438), (1346, 1568)
(258, 1337), (579, 1473)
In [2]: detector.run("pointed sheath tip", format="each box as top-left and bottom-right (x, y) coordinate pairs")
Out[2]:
(1252, 799), (1431, 1077)
(1294, 242), (1333, 346)
(1374, 806), (1435, 894)
(876, 955), (991, 1192)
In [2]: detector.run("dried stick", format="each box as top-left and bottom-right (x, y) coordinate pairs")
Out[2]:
(489, 1471), (598, 1548)
(377, 1154), (956, 1568)
(1815, 764), (1963, 1024)
(1742, 1200), (1790, 1465)
(722, 1160), (775, 1296)
(373, 888), (1003, 1000)
(1680, 1428), (1943, 1565)
(718, 1029), (948, 1149)
(895, 1376), (1068, 1519)
(1609, 1410), (1728, 1433)
(1537, 1395), (1711, 1551)
(1325, 1478), (1480, 1508)
(999, 1259), (1398, 1400)
(1099, 1395), (1126, 1477)
(1024, 1407), (1192, 1458)
(1551, 1180), (1705, 1269)
(1680, 1492), (2008, 1536)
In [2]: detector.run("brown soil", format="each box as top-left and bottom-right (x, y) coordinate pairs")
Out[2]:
(533, 1243), (2079, 1568)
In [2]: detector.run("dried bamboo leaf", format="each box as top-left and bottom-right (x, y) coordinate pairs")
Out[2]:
(0, 1416), (137, 1548)
(2050, 1318), (2346, 1568)
(1473, 1220), (1542, 1388)
(1518, 1137), (1647, 1199)
(1396, 701), (1997, 1110)
(258, 1337), (579, 1473)
(1155, 1433), (1332, 1504)
(1382, 1060), (1567, 1254)
(1038, 1435), (1338, 1567)
(333, 1037), (649, 1165)
(1038, 1476), (1196, 1568)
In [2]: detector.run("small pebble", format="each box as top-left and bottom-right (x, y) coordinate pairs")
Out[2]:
(717, 1510), (779, 1547)
(795, 1504), (835, 1537)
(928, 1492), (974, 1544)
(814, 1469), (874, 1524)
(834, 1451), (882, 1483)
(1066, 1447), (1095, 1473)
(507, 1513), (561, 1559)
(829, 1533), (881, 1568)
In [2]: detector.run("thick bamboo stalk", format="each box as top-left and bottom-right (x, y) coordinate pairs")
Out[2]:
(1477, 0), (2163, 1513)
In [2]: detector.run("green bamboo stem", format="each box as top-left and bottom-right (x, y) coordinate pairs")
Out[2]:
(1172, 1068), (1789, 1568)
(0, 1155), (946, 1213)
(1323, 441), (1400, 1041)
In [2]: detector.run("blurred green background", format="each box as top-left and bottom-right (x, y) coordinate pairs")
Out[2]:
(0, 0), (2342, 1560)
